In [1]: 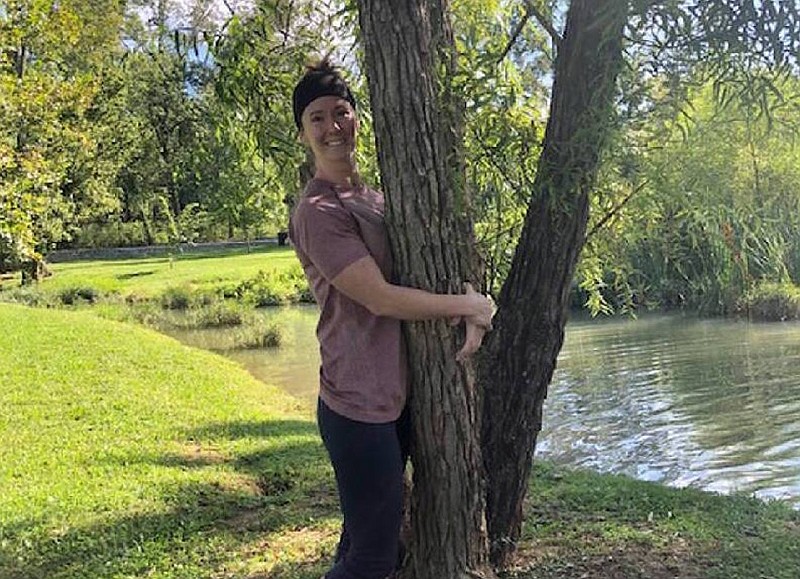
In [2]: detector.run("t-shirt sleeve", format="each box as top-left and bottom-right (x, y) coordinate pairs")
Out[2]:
(290, 197), (371, 281)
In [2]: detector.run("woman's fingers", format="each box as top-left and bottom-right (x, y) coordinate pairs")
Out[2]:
(463, 282), (495, 329)
(456, 319), (487, 363)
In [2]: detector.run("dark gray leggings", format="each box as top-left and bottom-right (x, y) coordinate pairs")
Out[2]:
(317, 398), (410, 579)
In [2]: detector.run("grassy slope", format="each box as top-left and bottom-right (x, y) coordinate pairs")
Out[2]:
(2, 303), (799, 578)
(0, 303), (336, 579)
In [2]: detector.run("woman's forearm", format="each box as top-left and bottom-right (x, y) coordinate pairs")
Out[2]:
(370, 284), (478, 321)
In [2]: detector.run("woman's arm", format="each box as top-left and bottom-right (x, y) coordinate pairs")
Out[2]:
(331, 255), (494, 327)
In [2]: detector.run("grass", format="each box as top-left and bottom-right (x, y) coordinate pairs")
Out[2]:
(0, 303), (335, 579)
(0, 246), (312, 309)
(512, 463), (800, 578)
(2, 285), (799, 577)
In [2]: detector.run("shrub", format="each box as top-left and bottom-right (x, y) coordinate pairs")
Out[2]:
(181, 302), (245, 329)
(739, 282), (800, 321)
(0, 286), (53, 307)
(58, 286), (100, 305)
(70, 221), (149, 249)
(233, 323), (282, 349)
(233, 266), (313, 306)
(160, 286), (194, 310)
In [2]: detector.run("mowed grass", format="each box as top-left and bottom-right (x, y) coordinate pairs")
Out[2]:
(2, 303), (799, 578)
(39, 246), (301, 299)
(0, 303), (337, 579)
(515, 463), (800, 579)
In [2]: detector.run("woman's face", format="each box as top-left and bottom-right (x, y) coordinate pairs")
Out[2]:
(299, 95), (358, 165)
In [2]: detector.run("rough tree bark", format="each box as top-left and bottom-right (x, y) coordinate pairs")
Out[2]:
(479, 0), (628, 566)
(357, 0), (628, 575)
(356, 1), (493, 578)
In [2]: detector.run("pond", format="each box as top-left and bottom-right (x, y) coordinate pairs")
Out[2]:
(168, 307), (800, 508)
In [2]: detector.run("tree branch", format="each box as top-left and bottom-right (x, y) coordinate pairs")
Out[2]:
(585, 180), (648, 241)
(527, 1), (562, 51)
(496, 10), (533, 64)
(497, 1), (562, 64)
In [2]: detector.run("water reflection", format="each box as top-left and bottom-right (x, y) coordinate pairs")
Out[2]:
(539, 314), (800, 507)
(167, 309), (800, 507)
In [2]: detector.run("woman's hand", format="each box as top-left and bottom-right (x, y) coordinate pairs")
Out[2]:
(456, 318), (487, 363)
(455, 283), (495, 363)
(463, 282), (495, 329)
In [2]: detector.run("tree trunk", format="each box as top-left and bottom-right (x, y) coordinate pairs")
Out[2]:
(478, 0), (628, 567)
(356, 1), (492, 578)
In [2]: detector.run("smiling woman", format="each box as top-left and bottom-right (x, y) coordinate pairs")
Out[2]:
(286, 59), (495, 579)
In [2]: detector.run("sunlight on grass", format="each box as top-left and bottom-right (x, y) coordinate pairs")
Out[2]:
(0, 303), (330, 578)
(42, 246), (299, 297)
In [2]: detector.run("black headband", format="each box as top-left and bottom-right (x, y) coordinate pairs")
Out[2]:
(292, 68), (357, 129)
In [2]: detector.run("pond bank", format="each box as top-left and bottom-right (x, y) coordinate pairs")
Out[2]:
(2, 303), (799, 578)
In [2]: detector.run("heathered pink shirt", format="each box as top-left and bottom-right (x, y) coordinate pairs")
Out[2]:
(288, 178), (408, 423)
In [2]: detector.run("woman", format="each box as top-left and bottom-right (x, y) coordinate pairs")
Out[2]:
(289, 59), (494, 579)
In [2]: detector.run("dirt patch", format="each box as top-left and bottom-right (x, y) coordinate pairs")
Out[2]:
(179, 442), (228, 465)
(507, 538), (713, 579)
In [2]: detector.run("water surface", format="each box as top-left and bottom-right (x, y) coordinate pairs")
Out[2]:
(169, 308), (800, 507)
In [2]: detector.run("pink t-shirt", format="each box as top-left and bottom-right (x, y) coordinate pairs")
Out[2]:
(288, 178), (408, 423)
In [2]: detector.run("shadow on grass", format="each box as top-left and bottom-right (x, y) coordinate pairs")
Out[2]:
(507, 463), (800, 579)
(115, 270), (155, 280)
(1, 419), (339, 579)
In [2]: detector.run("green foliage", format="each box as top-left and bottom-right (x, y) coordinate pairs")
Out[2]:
(451, 0), (550, 295)
(232, 321), (283, 349)
(161, 285), (205, 310)
(740, 282), (800, 321)
(229, 267), (314, 306)
(580, 79), (800, 316)
(0, 0), (126, 275)
(57, 285), (99, 305)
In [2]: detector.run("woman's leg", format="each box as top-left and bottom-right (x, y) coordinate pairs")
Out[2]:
(318, 399), (404, 579)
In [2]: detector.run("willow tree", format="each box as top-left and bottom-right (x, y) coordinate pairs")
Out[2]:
(355, 0), (800, 577)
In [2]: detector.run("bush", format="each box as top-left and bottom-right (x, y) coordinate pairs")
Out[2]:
(160, 286), (193, 310)
(739, 282), (800, 321)
(232, 266), (313, 306)
(233, 323), (282, 349)
(170, 302), (244, 329)
(58, 286), (100, 305)
(70, 221), (149, 248)
(0, 286), (54, 307)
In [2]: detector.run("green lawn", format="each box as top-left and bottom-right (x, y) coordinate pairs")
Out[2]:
(2, 302), (799, 578)
(0, 303), (336, 579)
(0, 246), (311, 310)
(41, 246), (299, 297)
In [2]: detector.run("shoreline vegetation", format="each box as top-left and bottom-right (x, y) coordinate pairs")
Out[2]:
(0, 246), (314, 350)
(2, 245), (799, 323)
(1, 302), (799, 578)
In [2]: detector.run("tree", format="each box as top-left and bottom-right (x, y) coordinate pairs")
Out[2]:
(357, 1), (492, 577)
(0, 0), (125, 280)
(355, 0), (800, 576)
